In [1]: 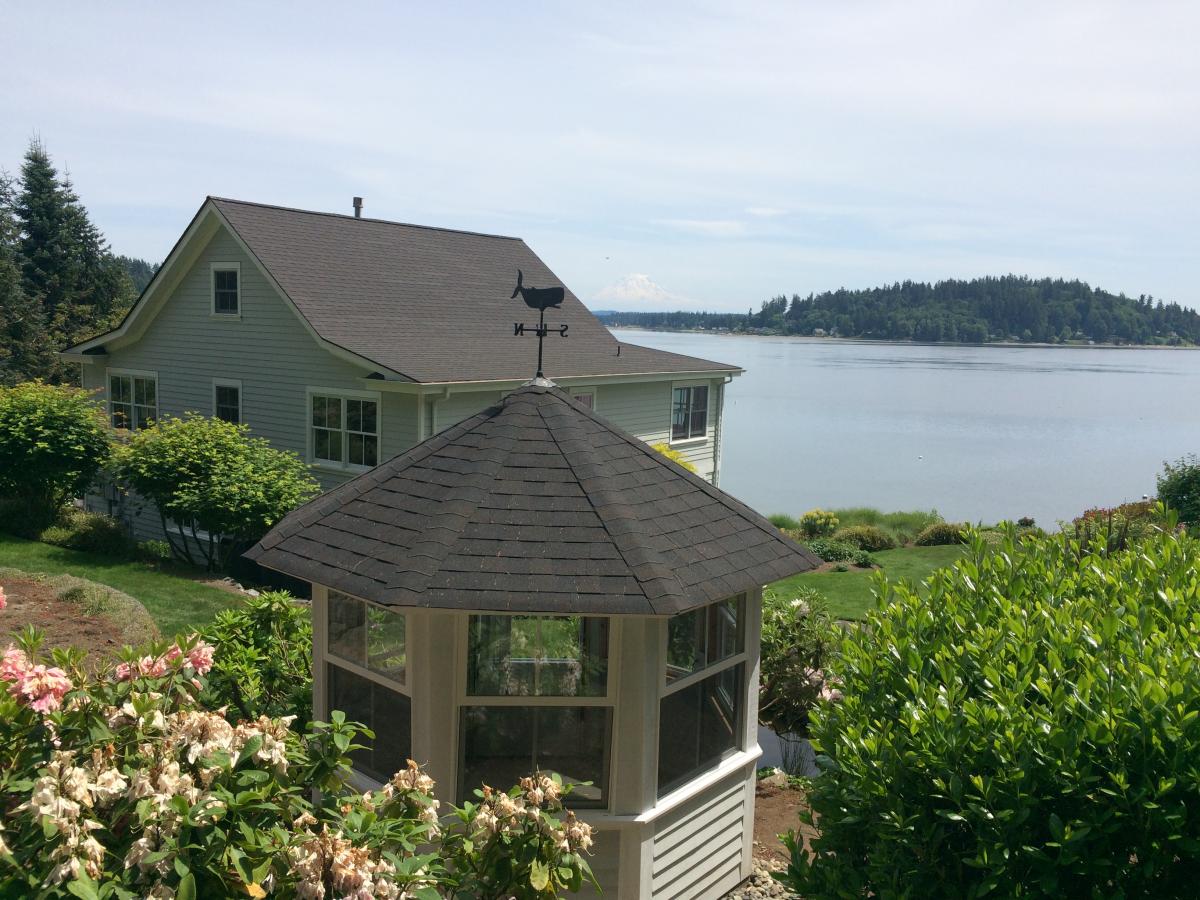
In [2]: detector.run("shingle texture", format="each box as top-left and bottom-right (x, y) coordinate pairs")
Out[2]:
(246, 382), (819, 615)
(207, 198), (738, 383)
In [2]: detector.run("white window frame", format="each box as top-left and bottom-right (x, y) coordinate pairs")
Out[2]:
(210, 262), (241, 317)
(454, 613), (620, 811)
(669, 381), (710, 445)
(323, 589), (412, 786)
(305, 387), (382, 472)
(657, 594), (748, 796)
(212, 378), (242, 425)
(106, 368), (159, 431)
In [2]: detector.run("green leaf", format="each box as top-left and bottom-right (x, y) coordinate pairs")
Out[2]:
(176, 872), (197, 900)
(530, 858), (550, 891)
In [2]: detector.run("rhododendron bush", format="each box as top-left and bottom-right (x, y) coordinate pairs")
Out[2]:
(0, 625), (596, 899)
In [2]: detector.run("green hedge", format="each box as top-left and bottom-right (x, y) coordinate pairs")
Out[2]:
(783, 526), (1200, 897)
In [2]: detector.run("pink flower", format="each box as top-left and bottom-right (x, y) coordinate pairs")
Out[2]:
(11, 665), (73, 713)
(186, 642), (215, 676)
(0, 646), (28, 682)
(114, 661), (133, 681)
(0, 585), (7, 610)
(164, 645), (183, 664)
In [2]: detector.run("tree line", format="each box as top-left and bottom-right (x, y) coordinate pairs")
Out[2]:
(599, 276), (1200, 345)
(1, 139), (157, 385)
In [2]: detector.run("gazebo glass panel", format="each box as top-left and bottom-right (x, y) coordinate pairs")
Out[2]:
(467, 615), (608, 697)
(328, 591), (406, 685)
(328, 664), (411, 783)
(658, 662), (744, 795)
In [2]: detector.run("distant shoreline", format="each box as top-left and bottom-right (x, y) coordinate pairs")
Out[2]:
(605, 325), (1199, 351)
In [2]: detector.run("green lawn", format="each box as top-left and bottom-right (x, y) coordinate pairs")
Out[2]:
(0, 534), (240, 636)
(768, 544), (968, 620)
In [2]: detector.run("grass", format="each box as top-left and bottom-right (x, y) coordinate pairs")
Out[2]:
(767, 544), (968, 620)
(0, 533), (239, 636)
(828, 507), (943, 545)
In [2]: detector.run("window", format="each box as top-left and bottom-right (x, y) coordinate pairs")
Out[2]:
(671, 384), (708, 441)
(211, 264), (240, 315)
(571, 391), (594, 410)
(213, 380), (241, 424)
(310, 392), (379, 468)
(108, 372), (157, 430)
(460, 615), (612, 807)
(325, 590), (410, 783)
(658, 595), (746, 796)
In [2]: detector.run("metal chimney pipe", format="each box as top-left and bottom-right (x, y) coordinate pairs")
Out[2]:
(353, 197), (363, 218)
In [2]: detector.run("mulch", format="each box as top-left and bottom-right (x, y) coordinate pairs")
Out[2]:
(0, 576), (126, 662)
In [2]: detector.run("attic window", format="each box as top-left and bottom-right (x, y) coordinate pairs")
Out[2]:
(211, 263), (240, 315)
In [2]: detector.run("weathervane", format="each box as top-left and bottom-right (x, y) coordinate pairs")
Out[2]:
(511, 269), (568, 378)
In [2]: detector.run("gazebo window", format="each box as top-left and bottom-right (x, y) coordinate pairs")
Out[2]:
(325, 590), (410, 783)
(658, 595), (747, 796)
(459, 615), (612, 808)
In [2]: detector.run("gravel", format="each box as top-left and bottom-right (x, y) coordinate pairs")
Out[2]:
(724, 858), (797, 898)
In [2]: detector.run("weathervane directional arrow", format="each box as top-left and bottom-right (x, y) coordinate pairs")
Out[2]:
(511, 269), (568, 378)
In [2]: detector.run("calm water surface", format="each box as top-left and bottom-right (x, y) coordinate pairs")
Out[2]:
(617, 331), (1200, 525)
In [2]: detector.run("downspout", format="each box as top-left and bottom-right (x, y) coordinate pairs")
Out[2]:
(712, 376), (733, 486)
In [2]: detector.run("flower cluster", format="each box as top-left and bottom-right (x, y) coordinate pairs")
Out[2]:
(114, 638), (215, 681)
(288, 826), (409, 900)
(469, 774), (593, 855)
(0, 645), (73, 712)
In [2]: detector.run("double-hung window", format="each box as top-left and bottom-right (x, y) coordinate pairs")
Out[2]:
(108, 371), (158, 430)
(211, 263), (240, 316)
(310, 391), (379, 468)
(325, 590), (410, 783)
(213, 379), (241, 424)
(460, 615), (612, 808)
(658, 595), (746, 796)
(671, 384), (709, 441)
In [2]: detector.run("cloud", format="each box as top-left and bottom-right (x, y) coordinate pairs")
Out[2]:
(654, 218), (747, 237)
(593, 273), (688, 309)
(745, 206), (786, 217)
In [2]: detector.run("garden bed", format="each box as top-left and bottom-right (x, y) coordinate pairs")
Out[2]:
(0, 574), (137, 664)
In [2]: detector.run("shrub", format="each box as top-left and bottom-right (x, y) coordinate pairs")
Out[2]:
(1158, 454), (1200, 527)
(798, 508), (839, 538)
(914, 520), (966, 545)
(782, 526), (1200, 897)
(115, 414), (319, 570)
(1016, 516), (1036, 528)
(136, 538), (172, 561)
(831, 524), (895, 552)
(0, 626), (596, 898)
(806, 537), (873, 567)
(829, 507), (941, 544)
(650, 442), (698, 473)
(38, 508), (133, 556)
(1072, 499), (1162, 551)
(0, 382), (111, 531)
(200, 591), (314, 728)
(768, 513), (801, 531)
(759, 589), (841, 741)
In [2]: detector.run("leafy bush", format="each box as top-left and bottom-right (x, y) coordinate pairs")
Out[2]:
(798, 508), (839, 538)
(0, 626), (596, 898)
(1016, 516), (1036, 528)
(1072, 499), (1162, 551)
(115, 414), (319, 570)
(782, 526), (1200, 897)
(806, 538), (874, 567)
(768, 513), (801, 531)
(38, 508), (133, 556)
(136, 538), (172, 561)
(1158, 454), (1200, 527)
(650, 442), (698, 473)
(0, 381), (111, 531)
(200, 591), (314, 728)
(759, 589), (841, 740)
(831, 524), (895, 552)
(914, 520), (966, 545)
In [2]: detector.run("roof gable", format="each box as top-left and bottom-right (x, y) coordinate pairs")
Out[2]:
(246, 382), (818, 615)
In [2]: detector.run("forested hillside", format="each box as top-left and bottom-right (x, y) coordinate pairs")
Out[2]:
(116, 255), (158, 294)
(0, 140), (148, 384)
(599, 276), (1200, 345)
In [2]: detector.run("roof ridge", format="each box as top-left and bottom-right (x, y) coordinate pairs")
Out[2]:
(207, 196), (523, 242)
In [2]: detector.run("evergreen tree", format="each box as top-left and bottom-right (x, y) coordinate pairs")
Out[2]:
(0, 171), (54, 385)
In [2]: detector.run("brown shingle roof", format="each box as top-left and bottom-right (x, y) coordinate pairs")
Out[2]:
(208, 198), (738, 383)
(245, 382), (818, 615)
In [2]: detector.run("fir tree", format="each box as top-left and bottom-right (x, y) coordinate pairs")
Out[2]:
(0, 171), (54, 384)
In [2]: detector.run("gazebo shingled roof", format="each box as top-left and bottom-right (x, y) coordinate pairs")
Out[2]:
(245, 381), (819, 615)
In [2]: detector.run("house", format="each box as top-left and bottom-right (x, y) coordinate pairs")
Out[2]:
(246, 379), (820, 898)
(62, 197), (741, 541)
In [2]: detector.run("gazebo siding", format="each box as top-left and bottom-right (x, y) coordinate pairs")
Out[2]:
(79, 230), (724, 542)
(311, 586), (764, 900)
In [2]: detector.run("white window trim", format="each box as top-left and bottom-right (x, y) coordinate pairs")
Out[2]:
(105, 367), (159, 431)
(210, 261), (241, 318)
(305, 387), (382, 473)
(669, 380), (711, 445)
(212, 378), (242, 424)
(454, 612), (621, 811)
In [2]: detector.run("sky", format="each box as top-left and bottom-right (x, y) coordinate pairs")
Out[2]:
(3, 1), (1198, 312)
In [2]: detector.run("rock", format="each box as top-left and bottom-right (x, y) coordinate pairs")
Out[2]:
(758, 768), (790, 790)
(724, 857), (797, 898)
(245, 588), (259, 597)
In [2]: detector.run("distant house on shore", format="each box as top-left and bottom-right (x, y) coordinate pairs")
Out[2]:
(62, 197), (740, 543)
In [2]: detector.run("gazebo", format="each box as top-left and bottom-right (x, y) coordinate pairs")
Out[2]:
(246, 379), (818, 898)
